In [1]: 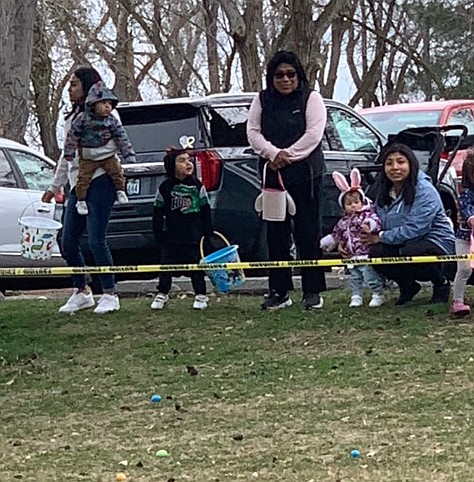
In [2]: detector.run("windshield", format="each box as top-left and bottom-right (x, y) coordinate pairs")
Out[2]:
(362, 111), (442, 136)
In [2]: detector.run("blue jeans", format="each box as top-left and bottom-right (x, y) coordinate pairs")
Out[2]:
(61, 174), (117, 291)
(348, 265), (384, 298)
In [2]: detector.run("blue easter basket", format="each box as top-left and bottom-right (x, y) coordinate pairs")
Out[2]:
(199, 231), (245, 293)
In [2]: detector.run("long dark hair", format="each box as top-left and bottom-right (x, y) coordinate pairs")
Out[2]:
(265, 50), (309, 95)
(377, 143), (419, 207)
(65, 66), (102, 120)
(461, 149), (474, 189)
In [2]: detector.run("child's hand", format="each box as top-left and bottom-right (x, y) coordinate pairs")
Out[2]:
(468, 216), (474, 228)
(338, 242), (350, 257)
(361, 223), (371, 234)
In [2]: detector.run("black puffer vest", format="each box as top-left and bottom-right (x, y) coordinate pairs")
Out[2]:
(259, 89), (325, 186)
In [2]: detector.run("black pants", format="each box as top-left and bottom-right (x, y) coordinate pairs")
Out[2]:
(158, 244), (206, 295)
(369, 240), (447, 288)
(266, 176), (326, 296)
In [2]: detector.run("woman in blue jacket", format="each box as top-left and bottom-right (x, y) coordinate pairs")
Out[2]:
(360, 143), (455, 306)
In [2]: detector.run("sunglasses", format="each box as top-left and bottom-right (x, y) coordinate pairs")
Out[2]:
(274, 70), (297, 80)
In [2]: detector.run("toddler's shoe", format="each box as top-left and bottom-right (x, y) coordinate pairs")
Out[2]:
(450, 300), (470, 316)
(151, 293), (169, 310)
(76, 200), (88, 215)
(369, 293), (384, 308)
(117, 190), (129, 204)
(349, 295), (363, 307)
(193, 294), (209, 310)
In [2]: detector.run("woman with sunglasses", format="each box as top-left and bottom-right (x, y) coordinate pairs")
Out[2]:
(247, 50), (327, 311)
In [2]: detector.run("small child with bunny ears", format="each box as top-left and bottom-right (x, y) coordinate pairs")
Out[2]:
(320, 168), (385, 307)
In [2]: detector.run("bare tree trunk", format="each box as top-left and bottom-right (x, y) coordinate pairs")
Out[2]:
(109, 1), (142, 101)
(219, 0), (262, 92)
(31, 8), (61, 160)
(0, 0), (37, 142)
(203, 0), (220, 93)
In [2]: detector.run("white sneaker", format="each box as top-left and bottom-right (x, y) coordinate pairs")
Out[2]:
(193, 294), (209, 310)
(151, 293), (169, 310)
(349, 295), (363, 307)
(117, 191), (129, 204)
(369, 293), (385, 307)
(93, 294), (120, 314)
(76, 201), (88, 215)
(58, 289), (95, 313)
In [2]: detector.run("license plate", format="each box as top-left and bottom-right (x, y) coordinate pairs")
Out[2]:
(127, 178), (140, 196)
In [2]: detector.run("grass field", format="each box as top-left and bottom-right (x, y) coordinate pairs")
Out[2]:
(1, 288), (474, 481)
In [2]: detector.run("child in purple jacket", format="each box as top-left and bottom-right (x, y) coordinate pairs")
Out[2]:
(320, 168), (384, 307)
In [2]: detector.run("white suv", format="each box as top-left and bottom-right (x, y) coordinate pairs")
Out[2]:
(0, 138), (65, 292)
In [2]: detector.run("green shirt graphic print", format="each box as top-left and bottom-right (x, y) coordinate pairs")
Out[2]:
(170, 184), (202, 214)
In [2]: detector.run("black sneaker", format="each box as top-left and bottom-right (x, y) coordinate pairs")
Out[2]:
(430, 282), (450, 304)
(261, 292), (292, 311)
(302, 293), (324, 310)
(395, 282), (421, 306)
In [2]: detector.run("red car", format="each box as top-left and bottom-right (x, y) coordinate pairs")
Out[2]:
(359, 100), (474, 177)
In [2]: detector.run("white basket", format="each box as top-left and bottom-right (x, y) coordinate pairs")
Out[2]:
(19, 216), (62, 261)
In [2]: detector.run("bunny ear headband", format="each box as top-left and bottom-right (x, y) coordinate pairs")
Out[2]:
(332, 167), (366, 207)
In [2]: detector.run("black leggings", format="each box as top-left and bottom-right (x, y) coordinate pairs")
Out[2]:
(266, 176), (326, 296)
(369, 240), (447, 288)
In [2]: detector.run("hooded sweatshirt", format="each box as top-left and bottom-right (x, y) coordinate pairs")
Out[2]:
(153, 175), (212, 246)
(376, 172), (455, 254)
(64, 81), (136, 162)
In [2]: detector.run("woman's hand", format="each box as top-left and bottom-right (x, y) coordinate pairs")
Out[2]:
(41, 190), (55, 203)
(269, 150), (291, 170)
(360, 224), (380, 245)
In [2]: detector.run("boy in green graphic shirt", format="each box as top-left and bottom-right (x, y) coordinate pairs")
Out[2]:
(151, 148), (213, 310)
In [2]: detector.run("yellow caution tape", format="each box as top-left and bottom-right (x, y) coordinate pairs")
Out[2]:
(0, 254), (471, 277)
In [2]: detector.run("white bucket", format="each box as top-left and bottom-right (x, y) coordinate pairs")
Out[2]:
(19, 216), (62, 260)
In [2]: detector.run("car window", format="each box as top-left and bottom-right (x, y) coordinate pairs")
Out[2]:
(362, 110), (442, 136)
(0, 149), (17, 188)
(8, 150), (54, 191)
(209, 106), (250, 147)
(448, 108), (474, 134)
(118, 104), (203, 162)
(327, 107), (380, 153)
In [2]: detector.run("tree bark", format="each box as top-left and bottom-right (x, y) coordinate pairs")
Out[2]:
(0, 0), (38, 142)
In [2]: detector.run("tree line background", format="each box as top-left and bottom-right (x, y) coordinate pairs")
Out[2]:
(1, 0), (473, 161)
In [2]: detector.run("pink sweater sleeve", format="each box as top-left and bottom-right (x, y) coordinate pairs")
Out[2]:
(246, 91), (327, 163)
(246, 95), (280, 162)
(285, 91), (326, 162)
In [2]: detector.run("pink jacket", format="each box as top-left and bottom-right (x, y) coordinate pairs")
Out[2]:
(321, 205), (381, 256)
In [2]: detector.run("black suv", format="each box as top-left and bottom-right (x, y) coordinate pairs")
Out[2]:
(102, 93), (458, 268)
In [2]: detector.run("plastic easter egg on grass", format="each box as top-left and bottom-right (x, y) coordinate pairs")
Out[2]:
(151, 394), (162, 403)
(351, 449), (360, 459)
(155, 449), (170, 457)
